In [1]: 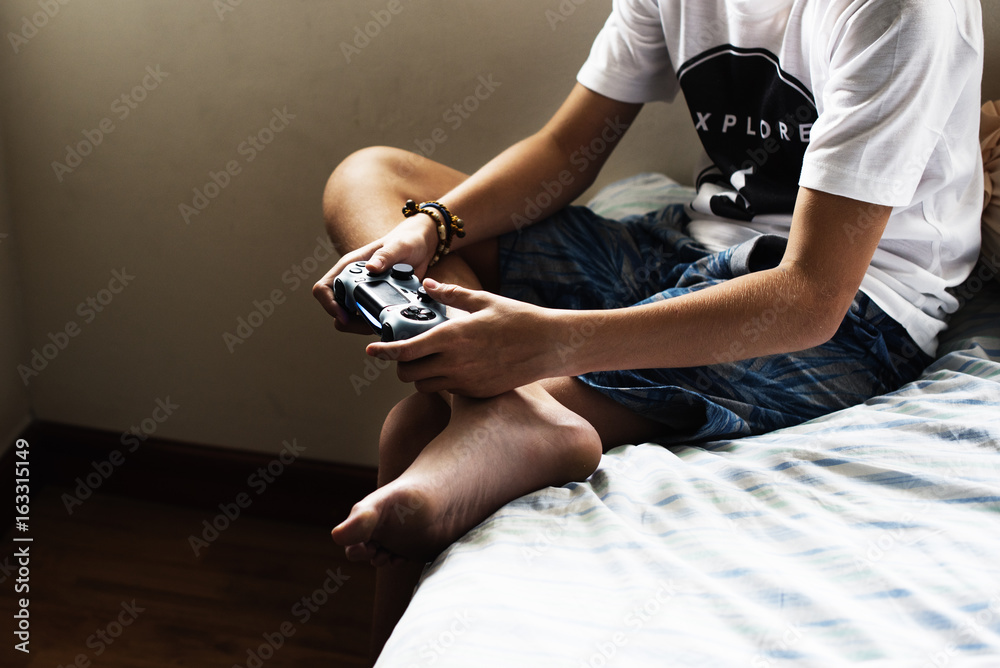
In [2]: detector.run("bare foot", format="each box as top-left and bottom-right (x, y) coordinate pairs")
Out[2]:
(331, 384), (602, 563)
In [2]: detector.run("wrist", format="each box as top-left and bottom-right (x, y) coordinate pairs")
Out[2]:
(544, 308), (611, 378)
(402, 199), (465, 268)
(397, 212), (439, 264)
(416, 212), (439, 256)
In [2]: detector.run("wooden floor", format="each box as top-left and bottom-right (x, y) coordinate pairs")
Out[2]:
(1, 482), (375, 667)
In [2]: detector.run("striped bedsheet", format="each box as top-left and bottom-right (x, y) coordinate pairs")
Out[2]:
(376, 176), (1000, 667)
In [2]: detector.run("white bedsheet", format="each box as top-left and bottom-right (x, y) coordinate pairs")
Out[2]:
(377, 177), (1000, 667)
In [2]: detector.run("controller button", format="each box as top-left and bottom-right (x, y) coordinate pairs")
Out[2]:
(401, 306), (436, 321)
(416, 286), (432, 302)
(390, 263), (414, 280)
(349, 267), (363, 274)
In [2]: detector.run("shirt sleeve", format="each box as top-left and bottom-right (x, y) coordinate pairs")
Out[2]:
(576, 0), (680, 104)
(799, 0), (983, 207)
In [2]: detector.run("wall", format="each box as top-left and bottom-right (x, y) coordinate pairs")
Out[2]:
(985, 2), (1000, 101)
(0, 2), (997, 466)
(0, 131), (31, 446)
(0, 1), (699, 466)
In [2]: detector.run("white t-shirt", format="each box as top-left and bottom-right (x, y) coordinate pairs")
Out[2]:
(578, 0), (984, 356)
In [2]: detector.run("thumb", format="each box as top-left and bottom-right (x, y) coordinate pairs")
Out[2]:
(365, 247), (429, 279)
(365, 246), (391, 273)
(423, 278), (492, 312)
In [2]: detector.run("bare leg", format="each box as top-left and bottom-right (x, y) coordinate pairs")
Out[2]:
(322, 146), (497, 290)
(333, 374), (664, 555)
(368, 392), (451, 661)
(323, 147), (493, 663)
(359, 379), (662, 662)
(323, 146), (466, 251)
(332, 382), (604, 558)
(322, 147), (664, 662)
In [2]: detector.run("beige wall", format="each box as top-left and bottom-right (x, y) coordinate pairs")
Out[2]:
(985, 3), (1000, 101)
(0, 1), (997, 466)
(0, 0), (697, 466)
(0, 131), (32, 445)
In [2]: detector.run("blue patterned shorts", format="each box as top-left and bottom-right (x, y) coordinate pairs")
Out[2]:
(497, 204), (932, 444)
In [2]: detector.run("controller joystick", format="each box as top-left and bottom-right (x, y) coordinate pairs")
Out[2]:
(333, 262), (449, 341)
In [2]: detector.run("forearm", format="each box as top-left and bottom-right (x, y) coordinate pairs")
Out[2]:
(434, 85), (641, 248)
(548, 188), (891, 377)
(554, 265), (842, 377)
(364, 185), (891, 399)
(437, 133), (592, 246)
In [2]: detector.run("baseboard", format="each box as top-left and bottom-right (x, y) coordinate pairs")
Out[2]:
(6, 420), (377, 529)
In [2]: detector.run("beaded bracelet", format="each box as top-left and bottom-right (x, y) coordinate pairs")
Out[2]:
(402, 199), (466, 268)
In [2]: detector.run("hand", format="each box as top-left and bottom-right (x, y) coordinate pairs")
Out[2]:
(366, 279), (563, 397)
(312, 214), (438, 333)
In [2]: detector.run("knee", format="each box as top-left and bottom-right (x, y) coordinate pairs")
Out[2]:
(325, 146), (416, 198)
(322, 146), (418, 233)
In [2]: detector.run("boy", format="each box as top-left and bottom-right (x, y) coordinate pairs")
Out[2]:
(314, 0), (984, 658)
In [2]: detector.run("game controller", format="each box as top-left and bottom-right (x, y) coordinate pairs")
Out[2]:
(334, 262), (449, 341)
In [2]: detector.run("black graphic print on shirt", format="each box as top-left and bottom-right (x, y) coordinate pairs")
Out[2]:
(678, 45), (818, 221)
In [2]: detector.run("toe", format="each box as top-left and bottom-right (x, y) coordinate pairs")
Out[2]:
(344, 541), (377, 562)
(331, 503), (380, 547)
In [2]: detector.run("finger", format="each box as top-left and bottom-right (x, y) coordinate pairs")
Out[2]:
(423, 278), (493, 313)
(395, 356), (451, 385)
(367, 335), (438, 364)
(365, 243), (395, 274)
(314, 245), (377, 319)
(327, 242), (380, 285)
(312, 282), (341, 319)
(312, 266), (345, 319)
(343, 541), (377, 562)
(367, 344), (452, 387)
(315, 283), (369, 332)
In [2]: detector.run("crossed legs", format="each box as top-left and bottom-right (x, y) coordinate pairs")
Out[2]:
(322, 147), (663, 660)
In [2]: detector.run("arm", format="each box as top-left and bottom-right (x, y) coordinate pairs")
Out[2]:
(313, 84), (641, 325)
(558, 188), (891, 374)
(371, 188), (891, 397)
(437, 83), (642, 247)
(363, 83), (642, 271)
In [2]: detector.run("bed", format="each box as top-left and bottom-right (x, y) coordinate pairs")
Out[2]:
(375, 174), (1000, 667)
